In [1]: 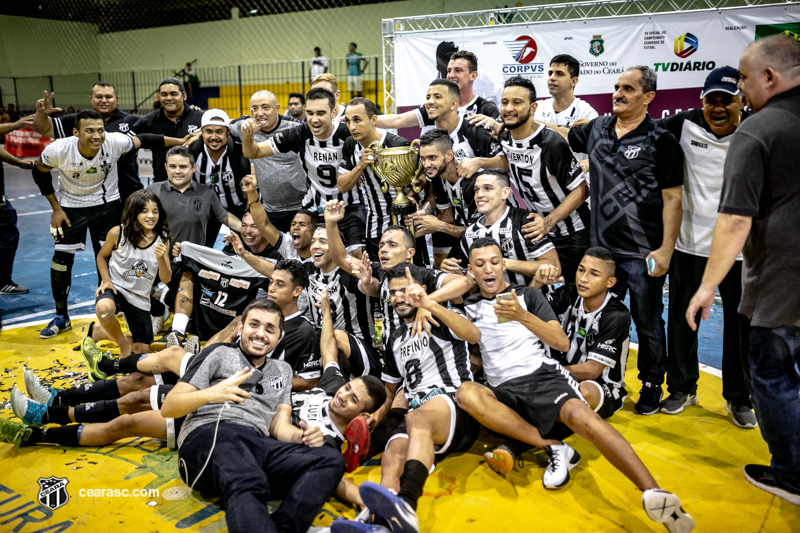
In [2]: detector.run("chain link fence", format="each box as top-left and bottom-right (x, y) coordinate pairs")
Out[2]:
(0, 55), (383, 119)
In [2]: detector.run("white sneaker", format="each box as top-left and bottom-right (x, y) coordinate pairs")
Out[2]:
(542, 443), (581, 489)
(642, 488), (695, 533)
(151, 308), (170, 335)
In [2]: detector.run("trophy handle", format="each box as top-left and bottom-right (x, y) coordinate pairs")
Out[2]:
(411, 139), (423, 193)
(367, 140), (385, 192)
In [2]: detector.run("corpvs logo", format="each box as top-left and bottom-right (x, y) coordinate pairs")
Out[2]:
(502, 35), (545, 78)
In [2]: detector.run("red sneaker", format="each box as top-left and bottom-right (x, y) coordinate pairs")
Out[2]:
(343, 416), (371, 473)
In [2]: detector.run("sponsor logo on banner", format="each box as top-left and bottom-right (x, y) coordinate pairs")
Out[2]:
(674, 32), (699, 58)
(38, 476), (69, 511)
(654, 32), (715, 73)
(590, 35), (605, 57)
(502, 35), (545, 76)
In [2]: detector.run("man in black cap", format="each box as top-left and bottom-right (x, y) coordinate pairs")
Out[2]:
(657, 67), (755, 428)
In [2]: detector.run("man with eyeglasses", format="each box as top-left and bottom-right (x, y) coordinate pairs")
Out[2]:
(189, 109), (249, 247)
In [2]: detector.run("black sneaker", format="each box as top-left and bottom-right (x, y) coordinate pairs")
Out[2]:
(744, 464), (800, 505)
(0, 282), (29, 295)
(635, 382), (663, 415)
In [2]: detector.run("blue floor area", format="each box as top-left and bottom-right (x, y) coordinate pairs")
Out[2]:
(0, 163), (726, 369)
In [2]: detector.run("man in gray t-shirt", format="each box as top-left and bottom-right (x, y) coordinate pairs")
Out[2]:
(162, 299), (346, 533)
(230, 90), (307, 233)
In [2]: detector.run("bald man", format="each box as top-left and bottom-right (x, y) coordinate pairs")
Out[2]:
(687, 34), (800, 505)
(230, 91), (307, 233)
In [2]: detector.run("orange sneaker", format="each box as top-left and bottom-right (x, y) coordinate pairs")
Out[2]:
(343, 416), (371, 473)
(483, 444), (516, 475)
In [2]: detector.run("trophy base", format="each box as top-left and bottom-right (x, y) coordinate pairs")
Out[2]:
(390, 204), (414, 238)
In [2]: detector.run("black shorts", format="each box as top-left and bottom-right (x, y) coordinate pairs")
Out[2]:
(343, 333), (383, 379)
(55, 201), (121, 255)
(389, 393), (479, 461)
(150, 384), (175, 410)
(488, 362), (585, 438)
(432, 232), (458, 254)
(96, 288), (153, 345)
(584, 380), (626, 420)
(166, 415), (186, 450)
(339, 205), (367, 252)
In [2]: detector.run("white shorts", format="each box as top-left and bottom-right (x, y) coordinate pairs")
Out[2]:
(348, 75), (362, 92)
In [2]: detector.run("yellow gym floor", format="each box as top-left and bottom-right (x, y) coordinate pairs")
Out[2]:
(1, 317), (799, 532)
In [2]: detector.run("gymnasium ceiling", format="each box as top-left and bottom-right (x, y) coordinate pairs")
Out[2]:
(0, 0), (398, 33)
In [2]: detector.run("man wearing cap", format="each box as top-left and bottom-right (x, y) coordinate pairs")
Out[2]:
(656, 67), (755, 428)
(189, 109), (250, 247)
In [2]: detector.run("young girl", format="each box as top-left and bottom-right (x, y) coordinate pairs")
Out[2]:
(90, 190), (171, 359)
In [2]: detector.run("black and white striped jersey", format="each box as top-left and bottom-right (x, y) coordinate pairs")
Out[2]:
(433, 174), (479, 228)
(546, 284), (631, 399)
(369, 263), (446, 343)
(416, 95), (501, 126)
(448, 114), (503, 161)
(291, 362), (348, 449)
(179, 242), (270, 341)
(269, 311), (321, 380)
(500, 125), (588, 239)
(39, 133), (133, 207)
(268, 121), (360, 210)
(464, 284), (558, 387)
(383, 316), (472, 402)
(459, 206), (555, 285)
(339, 130), (410, 239)
(305, 264), (371, 340)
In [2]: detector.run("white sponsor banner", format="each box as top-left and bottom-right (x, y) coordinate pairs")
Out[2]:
(394, 5), (800, 107)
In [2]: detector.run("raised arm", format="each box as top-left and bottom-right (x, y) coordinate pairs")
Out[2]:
(405, 268), (480, 344)
(504, 246), (561, 281)
(225, 232), (276, 278)
(323, 200), (357, 272)
(317, 288), (338, 367)
(428, 272), (474, 304)
(495, 289), (569, 352)
(240, 117), (275, 159)
(242, 173), (281, 246)
(374, 110), (420, 130)
(32, 91), (59, 137)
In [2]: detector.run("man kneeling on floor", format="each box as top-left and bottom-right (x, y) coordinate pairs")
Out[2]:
(161, 299), (346, 533)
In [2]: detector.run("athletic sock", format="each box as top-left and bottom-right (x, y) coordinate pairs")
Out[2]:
(73, 400), (120, 424)
(25, 427), (44, 446)
(45, 405), (72, 425)
(98, 354), (140, 376)
(40, 425), (81, 447)
(56, 379), (121, 406)
(398, 460), (429, 510)
(51, 253), (74, 317)
(171, 313), (189, 335)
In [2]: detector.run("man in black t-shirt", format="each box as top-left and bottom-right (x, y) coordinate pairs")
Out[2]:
(33, 83), (143, 203)
(686, 35), (800, 504)
(131, 78), (203, 184)
(568, 66), (683, 417)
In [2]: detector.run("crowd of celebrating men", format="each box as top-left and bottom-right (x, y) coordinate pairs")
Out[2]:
(1, 32), (799, 533)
